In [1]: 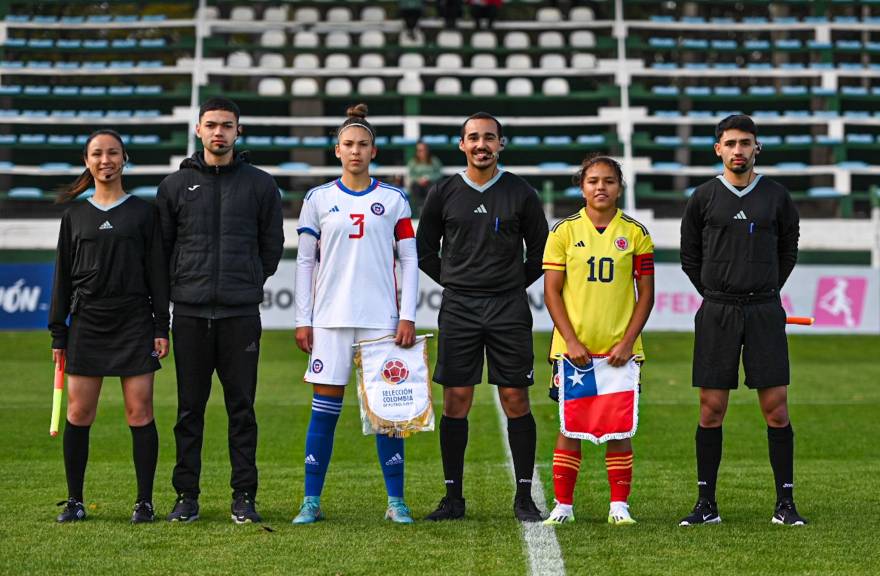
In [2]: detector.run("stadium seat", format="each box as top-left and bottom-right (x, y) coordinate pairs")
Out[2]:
(246, 136), (272, 146)
(359, 53), (385, 69)
(506, 54), (532, 69)
(230, 7), (255, 21)
(295, 7), (319, 24)
(326, 78), (353, 96)
(362, 6), (386, 22)
(0, 135), (16, 144)
(325, 53), (352, 69)
(294, 32), (319, 48)
(472, 54), (497, 69)
(538, 31), (565, 49)
(504, 32), (530, 50)
(53, 86), (79, 95)
(399, 53), (425, 69)
(512, 136), (541, 146)
(226, 51), (254, 68)
(293, 54), (319, 69)
(360, 30), (385, 48)
(20, 134), (47, 144)
(327, 7), (352, 23)
(0, 85), (22, 94)
(471, 78), (498, 96)
(258, 78), (286, 96)
(57, 39), (82, 49)
(570, 30), (596, 49)
(24, 85), (51, 95)
(539, 54), (567, 69)
(131, 187), (158, 198)
(542, 78), (569, 96)
(303, 136), (330, 147)
(437, 30), (463, 49)
(506, 78), (533, 96)
(291, 78), (319, 96)
(261, 30), (286, 48)
(259, 53), (286, 69)
(358, 77), (385, 95)
(397, 75), (424, 95)
(8, 187), (42, 199)
(273, 135), (300, 146)
(472, 32), (497, 49)
(264, 6), (289, 22)
(436, 53), (464, 69)
(537, 7), (562, 22)
(711, 39), (737, 50)
(326, 31), (351, 49)
(808, 187), (843, 198)
(47, 134), (74, 143)
(572, 53), (597, 68)
(435, 77), (462, 95)
(544, 136), (572, 146)
(140, 39), (166, 48)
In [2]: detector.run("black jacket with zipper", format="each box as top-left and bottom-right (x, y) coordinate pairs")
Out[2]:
(156, 151), (284, 318)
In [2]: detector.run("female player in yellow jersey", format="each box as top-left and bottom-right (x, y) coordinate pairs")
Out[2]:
(541, 155), (655, 525)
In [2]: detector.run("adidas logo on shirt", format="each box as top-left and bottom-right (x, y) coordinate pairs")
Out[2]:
(574, 240), (586, 247)
(305, 454), (319, 466)
(329, 205), (339, 213)
(473, 204), (488, 214)
(733, 210), (748, 220)
(385, 452), (404, 466)
(98, 220), (113, 230)
(245, 342), (258, 352)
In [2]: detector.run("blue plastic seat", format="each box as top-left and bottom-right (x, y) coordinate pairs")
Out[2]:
(836, 40), (862, 50)
(564, 186), (582, 197)
(5, 15), (29, 22)
(139, 39), (167, 48)
(654, 110), (681, 118)
(114, 15), (138, 22)
(27, 61), (53, 69)
(33, 15), (58, 23)
(843, 111), (871, 119)
(510, 136), (540, 146)
(775, 39), (802, 49)
(652, 85), (679, 96)
(81, 86), (108, 95)
(712, 63), (738, 70)
(0, 85), (22, 95)
(106, 110), (133, 118)
(50, 111), (76, 119)
(55, 62), (80, 70)
(682, 39), (708, 49)
(783, 110), (810, 118)
(809, 62), (835, 70)
(48, 134), (75, 144)
(134, 85), (162, 95)
(24, 85), (50, 95)
(137, 61), (164, 68)
(760, 136), (782, 146)
(710, 17), (734, 24)
(109, 61), (135, 69)
(576, 135), (605, 145)
(648, 37), (676, 48)
(803, 16), (829, 24)
(20, 134), (47, 144)
(109, 86), (135, 95)
(41, 162), (72, 169)
(543, 136), (572, 146)
(131, 187), (158, 198)
(75, 135), (90, 145)
(374, 136), (389, 146)
(273, 136), (301, 146)
(748, 86), (775, 96)
(811, 86), (836, 96)
(537, 162), (570, 170)
(839, 63), (864, 70)
(652, 162), (683, 170)
(781, 85), (808, 95)
(83, 62), (107, 69)
(133, 110), (161, 118)
(84, 39), (109, 49)
(28, 39), (53, 48)
(711, 40), (737, 50)
(775, 162), (807, 169)
(816, 135), (842, 145)
(687, 111), (713, 118)
(714, 86), (741, 96)
(86, 15), (112, 23)
(654, 136), (682, 146)
(743, 17), (768, 24)
(0, 61), (25, 68)
(785, 135), (812, 145)
(302, 136), (330, 147)
(650, 62), (677, 70)
(0, 135), (16, 144)
(391, 136), (419, 146)
(745, 40), (770, 50)
(681, 16), (706, 23)
(747, 63), (773, 70)
(807, 187), (843, 198)
(649, 16), (674, 23)
(780, 63), (805, 70)
(78, 110), (104, 118)
(112, 39), (137, 48)
(279, 162), (311, 171)
(842, 86), (869, 96)
(132, 135), (160, 144)
(53, 86), (80, 95)
(61, 16), (85, 24)
(245, 136), (272, 146)
(421, 135), (448, 145)
(141, 15), (167, 22)
(22, 110), (49, 117)
(808, 40), (832, 50)
(846, 133), (874, 143)
(0, 109), (18, 117)
(683, 63), (709, 70)
(690, 136), (714, 146)
(5, 38), (26, 47)
(8, 187), (43, 198)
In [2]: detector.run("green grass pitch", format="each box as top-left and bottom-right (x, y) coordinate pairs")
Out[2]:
(1, 331), (878, 575)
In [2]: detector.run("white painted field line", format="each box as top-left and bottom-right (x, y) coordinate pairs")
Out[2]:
(493, 392), (566, 576)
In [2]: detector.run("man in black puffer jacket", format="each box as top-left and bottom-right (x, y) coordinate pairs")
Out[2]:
(156, 97), (283, 524)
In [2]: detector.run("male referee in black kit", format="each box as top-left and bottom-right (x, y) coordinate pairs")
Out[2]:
(417, 112), (549, 522)
(679, 114), (806, 526)
(157, 97), (283, 524)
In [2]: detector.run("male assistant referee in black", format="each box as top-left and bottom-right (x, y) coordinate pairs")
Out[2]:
(679, 114), (806, 526)
(417, 112), (549, 522)
(157, 97), (283, 524)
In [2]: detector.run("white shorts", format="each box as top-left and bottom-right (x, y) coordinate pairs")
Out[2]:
(305, 327), (396, 385)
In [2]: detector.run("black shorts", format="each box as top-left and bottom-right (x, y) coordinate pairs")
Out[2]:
(434, 288), (535, 388)
(693, 296), (789, 390)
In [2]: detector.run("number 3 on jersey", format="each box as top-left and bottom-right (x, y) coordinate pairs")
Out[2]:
(349, 213), (365, 239)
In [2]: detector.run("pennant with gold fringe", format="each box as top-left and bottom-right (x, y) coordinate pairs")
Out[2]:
(353, 334), (434, 438)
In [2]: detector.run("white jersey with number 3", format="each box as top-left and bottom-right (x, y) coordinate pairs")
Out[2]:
(297, 178), (414, 329)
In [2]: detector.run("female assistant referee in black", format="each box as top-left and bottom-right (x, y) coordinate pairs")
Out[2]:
(49, 129), (169, 524)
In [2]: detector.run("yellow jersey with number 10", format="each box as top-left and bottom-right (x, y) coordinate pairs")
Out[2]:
(542, 208), (654, 361)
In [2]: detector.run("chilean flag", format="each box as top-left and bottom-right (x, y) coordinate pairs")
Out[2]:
(557, 356), (640, 445)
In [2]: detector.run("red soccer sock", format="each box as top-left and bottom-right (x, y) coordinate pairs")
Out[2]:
(605, 450), (633, 503)
(552, 449), (582, 505)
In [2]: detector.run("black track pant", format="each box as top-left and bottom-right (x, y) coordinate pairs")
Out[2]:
(171, 315), (262, 498)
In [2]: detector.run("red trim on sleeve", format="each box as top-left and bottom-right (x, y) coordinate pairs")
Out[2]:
(395, 218), (415, 240)
(543, 262), (566, 267)
(634, 253), (655, 277)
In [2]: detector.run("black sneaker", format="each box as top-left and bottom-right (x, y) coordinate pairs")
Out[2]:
(56, 498), (86, 523)
(772, 499), (807, 526)
(231, 492), (262, 524)
(131, 499), (155, 524)
(166, 495), (199, 523)
(513, 495), (544, 522)
(424, 496), (466, 521)
(679, 498), (721, 526)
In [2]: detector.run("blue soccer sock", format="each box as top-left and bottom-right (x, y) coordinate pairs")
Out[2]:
(303, 393), (343, 498)
(376, 434), (405, 499)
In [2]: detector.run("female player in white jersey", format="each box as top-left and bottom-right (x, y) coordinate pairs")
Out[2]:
(292, 104), (419, 524)
(541, 155), (655, 526)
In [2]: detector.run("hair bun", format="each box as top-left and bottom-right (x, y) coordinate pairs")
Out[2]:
(346, 103), (368, 120)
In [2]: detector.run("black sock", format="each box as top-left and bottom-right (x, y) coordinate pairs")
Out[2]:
(63, 420), (90, 502)
(130, 420), (159, 502)
(507, 412), (537, 499)
(439, 415), (468, 499)
(695, 425), (723, 502)
(767, 424), (794, 502)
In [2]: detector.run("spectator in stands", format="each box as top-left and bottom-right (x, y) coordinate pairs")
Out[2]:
(399, 0), (424, 39)
(157, 97), (284, 525)
(438, 0), (463, 29)
(50, 129), (169, 524)
(406, 140), (444, 210)
(469, 0), (502, 30)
